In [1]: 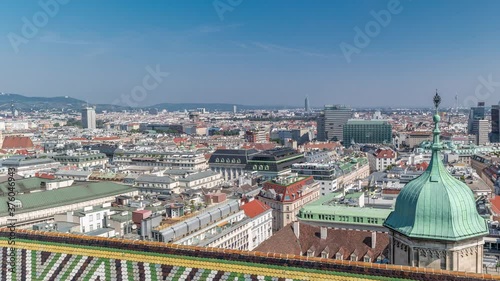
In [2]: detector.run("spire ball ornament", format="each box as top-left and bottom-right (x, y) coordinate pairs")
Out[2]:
(433, 90), (441, 110)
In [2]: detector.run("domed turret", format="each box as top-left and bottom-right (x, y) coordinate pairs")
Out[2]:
(384, 92), (488, 241)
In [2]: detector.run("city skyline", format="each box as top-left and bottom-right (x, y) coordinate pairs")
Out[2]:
(2, 1), (500, 108)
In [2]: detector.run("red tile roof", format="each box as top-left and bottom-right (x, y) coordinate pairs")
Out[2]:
(374, 149), (396, 159)
(255, 222), (389, 261)
(241, 199), (270, 218)
(262, 177), (315, 202)
(93, 136), (120, 141)
(490, 196), (500, 215)
(2, 136), (34, 149)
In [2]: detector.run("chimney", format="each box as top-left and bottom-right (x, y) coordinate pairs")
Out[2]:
(293, 221), (300, 239)
(320, 227), (327, 240)
(371, 231), (377, 249)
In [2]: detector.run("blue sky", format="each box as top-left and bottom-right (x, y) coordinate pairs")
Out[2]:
(1, 0), (500, 107)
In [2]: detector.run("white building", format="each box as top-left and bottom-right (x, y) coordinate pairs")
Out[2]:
(175, 199), (272, 251)
(113, 150), (208, 170)
(374, 148), (398, 171)
(54, 204), (112, 233)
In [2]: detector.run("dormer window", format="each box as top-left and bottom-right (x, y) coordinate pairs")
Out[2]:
(363, 256), (370, 263)
(350, 254), (357, 261)
(335, 253), (342, 260)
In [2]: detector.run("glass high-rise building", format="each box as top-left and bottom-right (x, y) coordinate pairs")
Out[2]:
(316, 105), (351, 142)
(343, 119), (392, 145)
(468, 102), (485, 134)
(491, 104), (500, 143)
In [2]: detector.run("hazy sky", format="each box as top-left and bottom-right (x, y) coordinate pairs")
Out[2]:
(1, 0), (500, 108)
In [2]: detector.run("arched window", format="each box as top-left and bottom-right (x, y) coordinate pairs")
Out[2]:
(215, 158), (219, 163)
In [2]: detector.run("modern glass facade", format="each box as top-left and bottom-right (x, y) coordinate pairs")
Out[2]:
(342, 120), (392, 144)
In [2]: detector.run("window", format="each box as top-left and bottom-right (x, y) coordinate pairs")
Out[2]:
(97, 223), (101, 228)
(321, 252), (328, 258)
(97, 213), (101, 220)
(364, 256), (370, 263)
(350, 254), (357, 261)
(89, 214), (93, 222)
(335, 253), (342, 260)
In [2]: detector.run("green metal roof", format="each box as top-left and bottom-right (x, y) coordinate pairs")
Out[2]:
(298, 192), (392, 226)
(383, 110), (488, 241)
(0, 181), (136, 216)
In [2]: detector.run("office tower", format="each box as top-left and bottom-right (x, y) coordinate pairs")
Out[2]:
(468, 102), (485, 134)
(491, 103), (500, 143)
(343, 120), (392, 144)
(316, 112), (326, 141)
(81, 107), (96, 129)
(233, 105), (237, 114)
(474, 119), (489, 145)
(316, 105), (351, 142)
(304, 96), (310, 112)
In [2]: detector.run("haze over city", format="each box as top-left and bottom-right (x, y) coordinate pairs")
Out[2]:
(2, 0), (500, 107)
(3, 1), (500, 281)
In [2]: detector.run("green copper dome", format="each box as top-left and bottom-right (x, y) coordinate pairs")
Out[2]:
(383, 93), (488, 241)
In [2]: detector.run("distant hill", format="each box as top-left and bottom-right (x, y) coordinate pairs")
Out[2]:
(147, 103), (299, 112)
(0, 92), (298, 112)
(0, 92), (87, 110)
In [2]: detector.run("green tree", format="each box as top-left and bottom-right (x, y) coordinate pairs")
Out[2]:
(53, 123), (60, 127)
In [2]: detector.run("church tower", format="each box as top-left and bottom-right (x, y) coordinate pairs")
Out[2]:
(383, 92), (488, 273)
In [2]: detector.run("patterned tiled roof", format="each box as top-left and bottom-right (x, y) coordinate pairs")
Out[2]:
(0, 229), (498, 281)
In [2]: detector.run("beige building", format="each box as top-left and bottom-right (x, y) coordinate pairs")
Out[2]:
(257, 176), (320, 232)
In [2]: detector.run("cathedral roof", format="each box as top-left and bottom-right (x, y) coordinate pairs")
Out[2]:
(383, 92), (488, 241)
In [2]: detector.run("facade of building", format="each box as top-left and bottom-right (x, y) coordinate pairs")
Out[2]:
(473, 119), (489, 145)
(113, 150), (208, 170)
(468, 102), (485, 135)
(244, 130), (268, 143)
(245, 147), (305, 180)
(174, 199), (272, 251)
(384, 95), (488, 273)
(297, 192), (392, 233)
(81, 106), (97, 129)
(374, 148), (398, 171)
(1, 156), (60, 175)
(208, 149), (259, 180)
(316, 105), (351, 142)
(291, 163), (340, 196)
(54, 204), (112, 234)
(257, 176), (320, 231)
(51, 151), (107, 168)
(343, 120), (392, 145)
